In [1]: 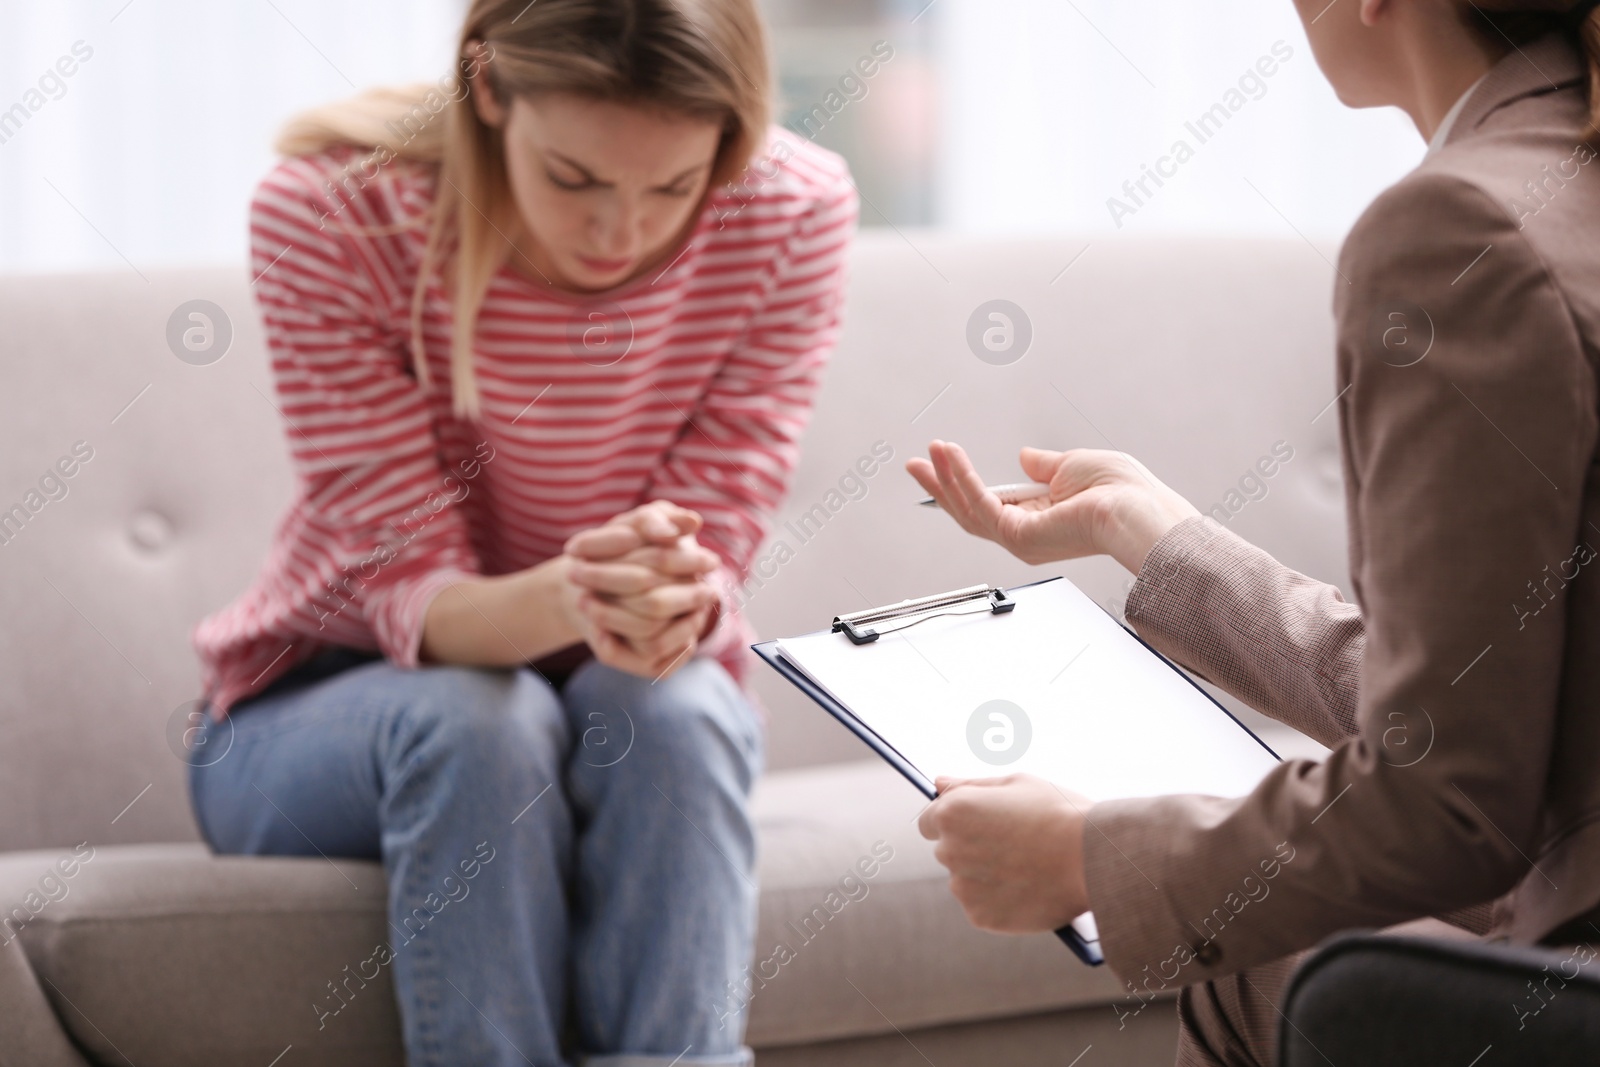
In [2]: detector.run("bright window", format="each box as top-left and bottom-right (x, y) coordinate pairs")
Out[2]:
(0, 0), (1423, 274)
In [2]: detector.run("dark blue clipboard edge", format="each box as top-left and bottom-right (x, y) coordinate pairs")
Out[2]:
(751, 575), (1284, 968)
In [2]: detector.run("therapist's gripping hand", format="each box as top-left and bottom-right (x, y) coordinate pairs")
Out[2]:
(563, 501), (722, 679)
(906, 441), (1200, 574)
(918, 774), (1093, 933)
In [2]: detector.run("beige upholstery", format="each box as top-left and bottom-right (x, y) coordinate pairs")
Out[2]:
(0, 232), (1342, 1065)
(2, 764), (1134, 1067)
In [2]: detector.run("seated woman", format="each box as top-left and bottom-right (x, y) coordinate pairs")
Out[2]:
(187, 2), (855, 1064)
(911, 1), (1600, 1064)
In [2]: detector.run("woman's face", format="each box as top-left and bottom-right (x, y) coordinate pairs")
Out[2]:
(477, 91), (724, 292)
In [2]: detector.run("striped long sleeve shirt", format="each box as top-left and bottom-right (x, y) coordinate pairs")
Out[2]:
(194, 131), (857, 714)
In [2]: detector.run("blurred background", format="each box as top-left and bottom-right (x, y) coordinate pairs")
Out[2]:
(2, 0), (1423, 275)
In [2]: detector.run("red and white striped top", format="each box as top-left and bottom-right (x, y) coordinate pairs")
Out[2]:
(194, 132), (857, 714)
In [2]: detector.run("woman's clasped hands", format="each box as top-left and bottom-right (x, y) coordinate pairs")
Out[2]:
(562, 500), (724, 680)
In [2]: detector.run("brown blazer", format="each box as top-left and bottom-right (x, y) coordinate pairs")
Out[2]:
(1083, 34), (1600, 990)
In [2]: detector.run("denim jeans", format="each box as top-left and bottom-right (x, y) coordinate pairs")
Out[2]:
(188, 651), (762, 1067)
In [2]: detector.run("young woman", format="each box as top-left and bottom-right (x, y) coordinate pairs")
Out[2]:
(912, 2), (1600, 1064)
(187, 2), (855, 1065)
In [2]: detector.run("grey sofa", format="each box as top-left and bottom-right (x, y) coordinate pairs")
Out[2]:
(0, 231), (1343, 1065)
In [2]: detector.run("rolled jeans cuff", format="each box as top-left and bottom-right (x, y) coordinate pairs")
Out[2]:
(580, 1048), (754, 1067)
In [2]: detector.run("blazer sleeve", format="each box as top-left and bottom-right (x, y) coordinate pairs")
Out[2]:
(1081, 172), (1597, 985)
(641, 178), (857, 656)
(1124, 516), (1363, 749)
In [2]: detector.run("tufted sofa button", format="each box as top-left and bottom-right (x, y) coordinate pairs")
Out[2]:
(129, 510), (174, 552)
(1193, 941), (1223, 967)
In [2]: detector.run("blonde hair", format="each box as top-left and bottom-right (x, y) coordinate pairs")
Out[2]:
(276, 0), (772, 419)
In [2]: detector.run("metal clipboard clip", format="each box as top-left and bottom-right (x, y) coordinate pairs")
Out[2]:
(831, 584), (1016, 645)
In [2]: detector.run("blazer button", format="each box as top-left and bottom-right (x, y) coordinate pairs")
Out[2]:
(1193, 942), (1223, 967)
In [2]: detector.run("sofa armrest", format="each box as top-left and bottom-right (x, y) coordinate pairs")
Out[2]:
(0, 922), (94, 1067)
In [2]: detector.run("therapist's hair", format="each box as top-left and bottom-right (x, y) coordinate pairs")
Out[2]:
(1466, 2), (1600, 140)
(274, 0), (772, 418)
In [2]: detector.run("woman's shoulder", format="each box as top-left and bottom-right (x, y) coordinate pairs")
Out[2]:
(706, 127), (858, 231)
(1343, 108), (1598, 283)
(248, 147), (437, 321)
(1334, 135), (1593, 380)
(250, 146), (438, 241)
(1338, 162), (1537, 308)
(759, 127), (855, 196)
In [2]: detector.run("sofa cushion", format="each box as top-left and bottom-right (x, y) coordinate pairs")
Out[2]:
(740, 761), (1128, 1046)
(2, 843), (400, 1067)
(0, 239), (1341, 856)
(2, 761), (1131, 1066)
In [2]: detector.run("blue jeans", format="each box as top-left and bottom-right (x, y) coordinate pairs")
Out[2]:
(188, 651), (762, 1067)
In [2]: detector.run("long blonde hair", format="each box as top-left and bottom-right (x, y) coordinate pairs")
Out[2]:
(276, 0), (772, 418)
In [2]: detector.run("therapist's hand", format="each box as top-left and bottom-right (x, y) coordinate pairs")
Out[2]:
(917, 774), (1093, 934)
(906, 441), (1199, 573)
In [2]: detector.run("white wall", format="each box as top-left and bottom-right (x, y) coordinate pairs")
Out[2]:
(932, 0), (1422, 237)
(0, 0), (1427, 275)
(0, 0), (465, 275)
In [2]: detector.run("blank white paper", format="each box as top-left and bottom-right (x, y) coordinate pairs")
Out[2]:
(775, 577), (1280, 803)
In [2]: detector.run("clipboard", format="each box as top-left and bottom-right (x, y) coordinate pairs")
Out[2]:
(753, 576), (1282, 967)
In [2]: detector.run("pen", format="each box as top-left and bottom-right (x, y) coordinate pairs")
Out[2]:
(917, 481), (1052, 508)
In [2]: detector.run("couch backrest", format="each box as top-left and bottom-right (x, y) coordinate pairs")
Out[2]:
(0, 233), (1344, 851)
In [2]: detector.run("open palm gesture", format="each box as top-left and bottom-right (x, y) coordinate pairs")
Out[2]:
(906, 440), (1199, 573)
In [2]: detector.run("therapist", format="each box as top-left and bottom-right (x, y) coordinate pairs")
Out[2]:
(910, 1), (1600, 1064)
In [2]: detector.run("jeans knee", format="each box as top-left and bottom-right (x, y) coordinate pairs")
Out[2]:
(564, 659), (761, 790)
(392, 665), (569, 781)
